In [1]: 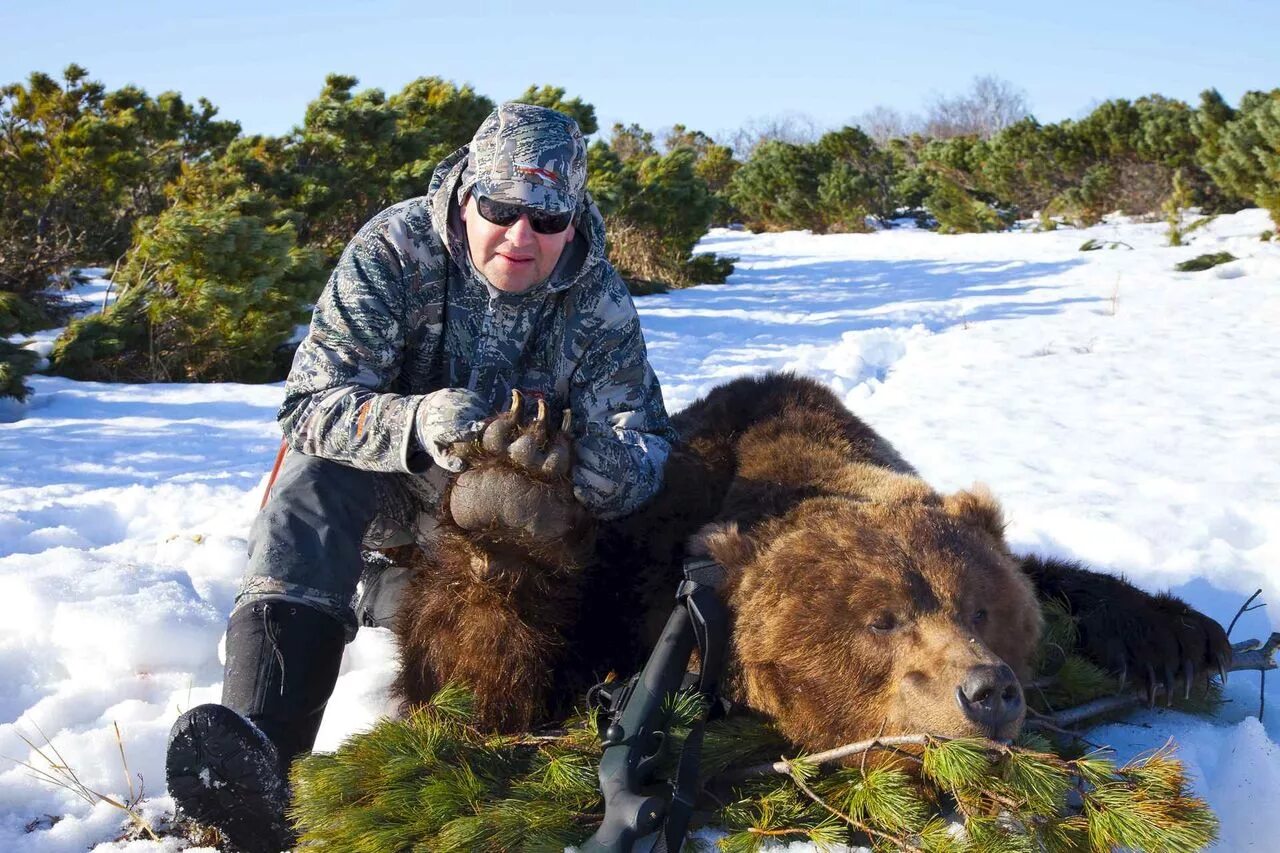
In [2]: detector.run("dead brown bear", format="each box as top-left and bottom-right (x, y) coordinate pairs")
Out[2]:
(392, 372), (1230, 750)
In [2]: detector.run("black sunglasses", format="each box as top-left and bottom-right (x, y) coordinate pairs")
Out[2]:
(474, 195), (574, 235)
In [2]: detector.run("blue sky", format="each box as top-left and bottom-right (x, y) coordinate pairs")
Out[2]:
(4, 0), (1278, 144)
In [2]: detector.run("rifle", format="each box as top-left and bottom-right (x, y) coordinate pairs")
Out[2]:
(580, 558), (728, 853)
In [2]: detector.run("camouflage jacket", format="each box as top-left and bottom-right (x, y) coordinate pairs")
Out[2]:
(278, 146), (676, 520)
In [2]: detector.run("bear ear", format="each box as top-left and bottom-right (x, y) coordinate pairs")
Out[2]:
(943, 485), (1007, 541)
(689, 521), (760, 572)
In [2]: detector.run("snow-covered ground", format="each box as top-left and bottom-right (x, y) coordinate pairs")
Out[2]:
(1, 210), (1277, 851)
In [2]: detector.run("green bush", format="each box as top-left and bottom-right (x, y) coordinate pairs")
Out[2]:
(925, 173), (1004, 233)
(0, 65), (238, 305)
(1197, 90), (1280, 228)
(514, 85), (597, 135)
(0, 290), (56, 336)
(1053, 163), (1119, 226)
(0, 338), (39, 402)
(588, 138), (733, 291)
(665, 124), (740, 224)
(284, 74), (494, 261)
(52, 153), (323, 382)
(815, 126), (899, 224)
(978, 118), (1086, 217)
(1175, 251), (1236, 272)
(728, 139), (829, 232)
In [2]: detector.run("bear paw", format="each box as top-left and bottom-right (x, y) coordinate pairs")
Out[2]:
(447, 390), (587, 547)
(1084, 591), (1232, 707)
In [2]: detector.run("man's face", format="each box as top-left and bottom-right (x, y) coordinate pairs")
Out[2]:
(461, 194), (576, 294)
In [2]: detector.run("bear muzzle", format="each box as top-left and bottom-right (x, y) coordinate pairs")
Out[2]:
(954, 662), (1024, 739)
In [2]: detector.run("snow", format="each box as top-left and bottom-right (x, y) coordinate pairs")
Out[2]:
(1, 210), (1278, 850)
(4, 271), (118, 372)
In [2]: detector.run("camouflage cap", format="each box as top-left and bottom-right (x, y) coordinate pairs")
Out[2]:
(461, 102), (587, 213)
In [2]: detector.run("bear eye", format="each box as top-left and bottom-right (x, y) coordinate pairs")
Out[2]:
(972, 608), (988, 626)
(869, 612), (899, 634)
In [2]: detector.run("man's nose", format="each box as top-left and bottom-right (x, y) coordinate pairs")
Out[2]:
(505, 214), (536, 243)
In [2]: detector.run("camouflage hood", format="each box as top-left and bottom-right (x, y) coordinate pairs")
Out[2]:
(427, 145), (609, 298)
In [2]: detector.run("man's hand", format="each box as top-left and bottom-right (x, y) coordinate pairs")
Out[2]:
(413, 388), (490, 472)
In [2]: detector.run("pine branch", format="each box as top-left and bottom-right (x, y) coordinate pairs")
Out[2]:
(784, 759), (922, 851)
(294, 683), (1222, 851)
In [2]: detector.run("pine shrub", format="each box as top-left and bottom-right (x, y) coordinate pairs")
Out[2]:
(926, 174), (1005, 233)
(515, 85), (598, 135)
(51, 154), (323, 382)
(0, 290), (56, 336)
(816, 126), (900, 226)
(728, 139), (829, 232)
(1054, 163), (1117, 226)
(0, 338), (39, 402)
(1174, 251), (1236, 272)
(1165, 168), (1193, 246)
(285, 74), (494, 262)
(0, 65), (238, 305)
(589, 139), (734, 291)
(1197, 90), (1280, 228)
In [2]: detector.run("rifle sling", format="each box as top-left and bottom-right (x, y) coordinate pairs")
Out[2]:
(655, 559), (730, 852)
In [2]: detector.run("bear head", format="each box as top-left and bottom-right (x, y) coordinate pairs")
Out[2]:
(697, 485), (1043, 752)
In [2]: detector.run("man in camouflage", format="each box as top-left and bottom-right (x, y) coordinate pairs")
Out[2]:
(165, 103), (676, 852)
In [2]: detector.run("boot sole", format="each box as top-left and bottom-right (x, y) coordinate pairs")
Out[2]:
(166, 704), (295, 853)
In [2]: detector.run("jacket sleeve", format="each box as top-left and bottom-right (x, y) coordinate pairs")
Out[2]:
(277, 210), (431, 473)
(569, 273), (678, 520)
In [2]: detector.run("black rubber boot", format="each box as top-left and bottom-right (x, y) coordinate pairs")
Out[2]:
(166, 601), (346, 853)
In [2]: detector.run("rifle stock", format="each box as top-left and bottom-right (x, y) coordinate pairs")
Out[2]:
(580, 604), (696, 852)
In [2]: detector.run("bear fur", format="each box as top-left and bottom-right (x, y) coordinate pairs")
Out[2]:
(392, 372), (1230, 749)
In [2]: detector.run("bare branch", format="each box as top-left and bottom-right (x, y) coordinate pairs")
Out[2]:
(719, 734), (938, 782)
(1227, 588), (1265, 638)
(924, 74), (1030, 139)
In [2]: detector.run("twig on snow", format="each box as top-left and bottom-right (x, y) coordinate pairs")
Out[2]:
(1227, 588), (1266, 638)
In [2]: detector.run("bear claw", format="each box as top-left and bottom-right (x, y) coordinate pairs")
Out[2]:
(508, 399), (550, 471)
(540, 410), (573, 478)
(481, 390), (523, 454)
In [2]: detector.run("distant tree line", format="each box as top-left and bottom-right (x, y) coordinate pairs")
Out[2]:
(2, 67), (1278, 399)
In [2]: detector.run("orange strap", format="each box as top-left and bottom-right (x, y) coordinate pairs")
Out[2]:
(260, 438), (289, 509)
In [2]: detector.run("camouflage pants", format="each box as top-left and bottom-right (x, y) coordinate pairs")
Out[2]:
(236, 450), (450, 638)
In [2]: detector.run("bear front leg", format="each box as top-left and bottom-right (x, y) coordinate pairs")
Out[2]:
(391, 391), (594, 732)
(1020, 554), (1231, 706)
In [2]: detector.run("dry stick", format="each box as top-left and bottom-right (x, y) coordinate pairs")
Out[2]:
(723, 734), (937, 782)
(1023, 709), (1104, 750)
(5, 724), (159, 841)
(113, 722), (138, 806)
(1227, 588), (1266, 638)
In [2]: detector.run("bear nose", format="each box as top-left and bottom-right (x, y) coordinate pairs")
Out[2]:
(955, 663), (1023, 731)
